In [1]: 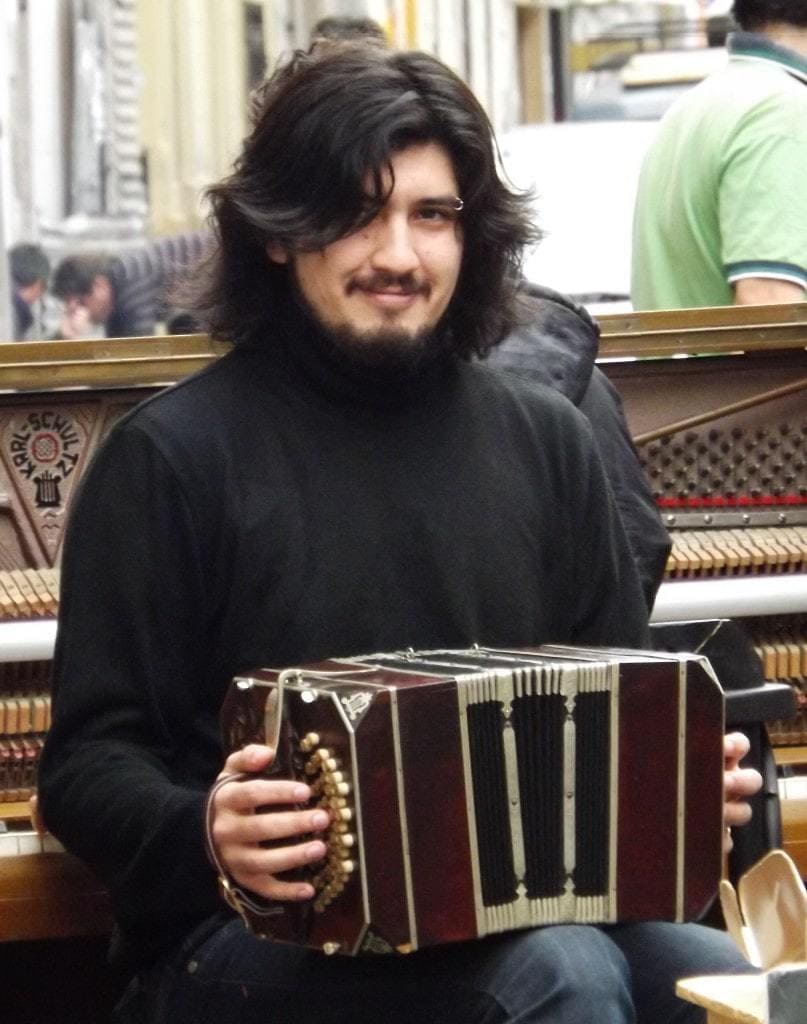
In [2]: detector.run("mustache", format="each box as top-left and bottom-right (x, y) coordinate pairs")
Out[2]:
(347, 272), (430, 297)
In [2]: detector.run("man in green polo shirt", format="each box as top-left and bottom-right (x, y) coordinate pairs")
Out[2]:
(631, 0), (807, 310)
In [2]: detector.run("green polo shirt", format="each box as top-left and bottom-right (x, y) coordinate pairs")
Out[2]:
(631, 33), (807, 310)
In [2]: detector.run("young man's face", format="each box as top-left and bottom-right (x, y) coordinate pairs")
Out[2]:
(271, 142), (464, 352)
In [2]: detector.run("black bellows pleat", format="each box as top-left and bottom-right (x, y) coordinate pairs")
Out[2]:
(467, 701), (517, 905)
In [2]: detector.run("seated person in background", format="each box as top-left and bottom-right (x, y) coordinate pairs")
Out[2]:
(39, 43), (760, 1024)
(51, 231), (209, 339)
(490, 282), (671, 610)
(632, 0), (807, 310)
(8, 242), (50, 340)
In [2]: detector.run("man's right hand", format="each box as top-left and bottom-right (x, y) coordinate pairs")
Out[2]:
(208, 743), (330, 902)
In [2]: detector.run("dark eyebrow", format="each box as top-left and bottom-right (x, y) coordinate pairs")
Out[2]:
(419, 196), (464, 210)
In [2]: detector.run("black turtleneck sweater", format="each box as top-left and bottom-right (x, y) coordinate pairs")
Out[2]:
(38, 314), (649, 971)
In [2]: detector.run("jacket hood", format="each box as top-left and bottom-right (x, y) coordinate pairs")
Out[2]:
(486, 282), (599, 405)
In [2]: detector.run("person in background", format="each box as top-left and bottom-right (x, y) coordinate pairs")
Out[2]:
(631, 0), (807, 310)
(39, 43), (759, 1024)
(51, 231), (209, 339)
(489, 282), (671, 610)
(8, 242), (50, 341)
(310, 15), (388, 45)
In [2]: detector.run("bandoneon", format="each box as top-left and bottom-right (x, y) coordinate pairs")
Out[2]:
(219, 645), (725, 955)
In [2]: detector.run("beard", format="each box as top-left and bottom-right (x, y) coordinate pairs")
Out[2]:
(289, 269), (455, 379)
(322, 320), (451, 376)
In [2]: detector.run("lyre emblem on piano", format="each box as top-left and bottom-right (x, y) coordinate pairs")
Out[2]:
(33, 471), (62, 509)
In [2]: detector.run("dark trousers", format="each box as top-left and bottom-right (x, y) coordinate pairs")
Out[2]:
(114, 917), (754, 1024)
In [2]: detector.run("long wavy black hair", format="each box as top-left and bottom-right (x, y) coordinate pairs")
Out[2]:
(733, 0), (807, 28)
(193, 44), (539, 358)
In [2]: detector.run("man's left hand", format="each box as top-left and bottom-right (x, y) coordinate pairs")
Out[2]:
(723, 731), (763, 852)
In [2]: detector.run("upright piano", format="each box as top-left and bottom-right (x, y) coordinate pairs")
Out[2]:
(0, 309), (805, 945)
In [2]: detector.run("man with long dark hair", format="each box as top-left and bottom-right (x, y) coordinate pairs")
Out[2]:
(39, 44), (757, 1024)
(632, 0), (807, 309)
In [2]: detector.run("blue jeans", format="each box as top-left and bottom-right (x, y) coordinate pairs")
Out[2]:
(115, 917), (754, 1024)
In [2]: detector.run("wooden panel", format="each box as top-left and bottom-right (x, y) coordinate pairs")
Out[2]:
(780, 798), (807, 880)
(0, 334), (227, 392)
(0, 851), (112, 942)
(599, 301), (807, 360)
(616, 662), (680, 920)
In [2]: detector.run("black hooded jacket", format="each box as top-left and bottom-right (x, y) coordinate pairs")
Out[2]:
(489, 284), (671, 610)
